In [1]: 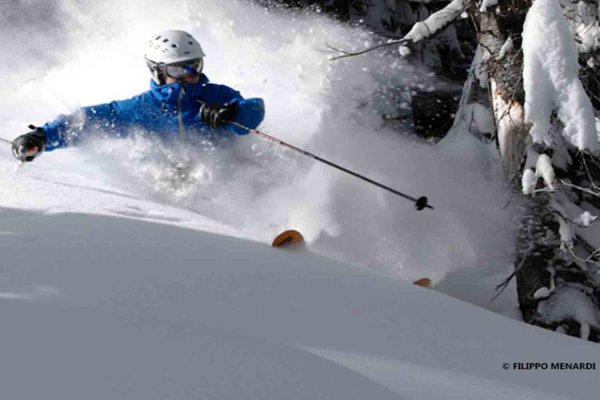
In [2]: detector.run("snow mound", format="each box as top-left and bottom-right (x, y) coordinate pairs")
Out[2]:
(0, 209), (597, 399)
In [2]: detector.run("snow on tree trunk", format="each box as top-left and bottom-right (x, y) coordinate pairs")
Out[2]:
(472, 1), (530, 177)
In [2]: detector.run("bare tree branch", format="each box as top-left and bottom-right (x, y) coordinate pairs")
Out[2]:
(324, 40), (408, 61)
(492, 251), (529, 302)
(324, 0), (473, 61)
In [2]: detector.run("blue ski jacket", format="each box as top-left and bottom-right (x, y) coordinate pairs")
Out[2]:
(42, 74), (265, 151)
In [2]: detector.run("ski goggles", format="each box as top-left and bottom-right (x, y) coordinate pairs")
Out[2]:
(164, 59), (203, 79)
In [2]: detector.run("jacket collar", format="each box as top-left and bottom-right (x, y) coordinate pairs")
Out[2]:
(149, 74), (210, 103)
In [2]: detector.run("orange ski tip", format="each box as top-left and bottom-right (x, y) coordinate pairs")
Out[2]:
(272, 230), (305, 247)
(413, 277), (431, 288)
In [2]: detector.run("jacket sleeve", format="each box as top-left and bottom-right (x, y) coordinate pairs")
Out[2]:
(227, 98), (265, 136)
(42, 99), (135, 151)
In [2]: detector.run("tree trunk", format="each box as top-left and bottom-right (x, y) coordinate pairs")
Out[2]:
(473, 0), (600, 341)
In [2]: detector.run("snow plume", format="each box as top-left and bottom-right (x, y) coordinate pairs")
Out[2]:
(522, 0), (599, 150)
(0, 0), (519, 304)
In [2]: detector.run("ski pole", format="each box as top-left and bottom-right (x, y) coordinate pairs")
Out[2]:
(229, 121), (433, 210)
(0, 137), (25, 163)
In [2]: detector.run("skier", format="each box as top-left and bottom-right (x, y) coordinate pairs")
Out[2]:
(11, 30), (265, 162)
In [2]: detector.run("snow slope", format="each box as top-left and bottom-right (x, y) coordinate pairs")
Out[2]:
(0, 197), (598, 399)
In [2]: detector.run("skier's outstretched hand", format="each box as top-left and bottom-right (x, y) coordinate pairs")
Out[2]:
(12, 128), (47, 162)
(199, 103), (238, 128)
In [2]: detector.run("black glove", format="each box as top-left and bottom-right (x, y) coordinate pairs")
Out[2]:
(12, 125), (47, 162)
(199, 103), (237, 128)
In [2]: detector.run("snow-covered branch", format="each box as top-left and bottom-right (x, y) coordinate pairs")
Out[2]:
(522, 0), (599, 150)
(403, 0), (472, 44)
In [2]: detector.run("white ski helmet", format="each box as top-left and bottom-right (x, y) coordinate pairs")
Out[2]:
(144, 30), (206, 84)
